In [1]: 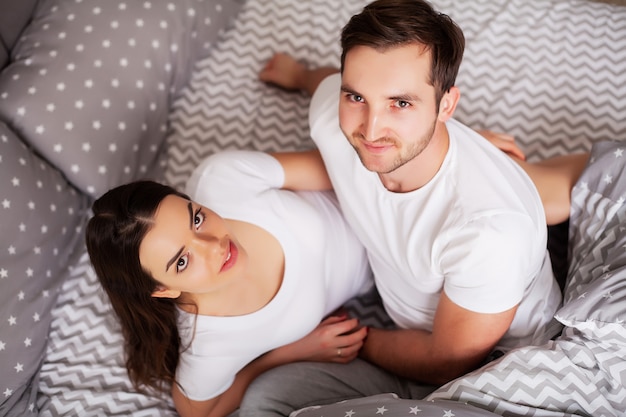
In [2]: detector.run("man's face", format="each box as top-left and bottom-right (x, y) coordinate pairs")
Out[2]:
(339, 44), (440, 174)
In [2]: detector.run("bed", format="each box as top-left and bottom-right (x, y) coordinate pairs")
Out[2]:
(1, 0), (625, 416)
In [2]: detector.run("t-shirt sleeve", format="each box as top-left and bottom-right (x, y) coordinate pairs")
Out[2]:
(440, 213), (538, 314)
(185, 150), (284, 208)
(309, 73), (341, 148)
(176, 349), (237, 401)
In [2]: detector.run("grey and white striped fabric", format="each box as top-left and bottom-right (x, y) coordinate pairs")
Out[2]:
(36, 0), (626, 415)
(163, 0), (626, 190)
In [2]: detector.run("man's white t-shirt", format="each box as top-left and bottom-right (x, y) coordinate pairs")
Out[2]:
(309, 73), (561, 350)
(177, 150), (372, 401)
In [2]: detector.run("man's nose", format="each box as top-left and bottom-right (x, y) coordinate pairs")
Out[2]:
(363, 108), (383, 142)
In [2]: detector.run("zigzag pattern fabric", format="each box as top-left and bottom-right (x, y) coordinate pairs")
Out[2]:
(36, 0), (626, 415)
(427, 326), (626, 416)
(164, 0), (626, 191)
(37, 252), (177, 416)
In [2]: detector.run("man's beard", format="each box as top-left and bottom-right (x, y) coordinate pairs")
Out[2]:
(349, 120), (437, 174)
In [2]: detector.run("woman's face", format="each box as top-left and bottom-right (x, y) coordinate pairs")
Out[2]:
(139, 194), (247, 299)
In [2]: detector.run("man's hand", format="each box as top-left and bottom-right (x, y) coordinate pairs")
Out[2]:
(359, 292), (517, 386)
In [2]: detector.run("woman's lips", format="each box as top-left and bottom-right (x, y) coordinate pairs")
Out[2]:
(221, 240), (238, 272)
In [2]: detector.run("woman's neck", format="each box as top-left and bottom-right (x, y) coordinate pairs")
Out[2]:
(185, 219), (285, 317)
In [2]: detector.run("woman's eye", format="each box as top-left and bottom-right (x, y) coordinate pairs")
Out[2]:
(176, 253), (189, 273)
(194, 210), (205, 229)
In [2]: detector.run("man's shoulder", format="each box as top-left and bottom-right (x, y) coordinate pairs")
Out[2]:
(309, 74), (341, 127)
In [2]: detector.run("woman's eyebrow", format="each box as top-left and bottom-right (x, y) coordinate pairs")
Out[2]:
(166, 247), (184, 272)
(187, 201), (193, 229)
(165, 201), (193, 272)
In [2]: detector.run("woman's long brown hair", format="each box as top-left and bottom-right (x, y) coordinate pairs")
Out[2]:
(86, 180), (191, 395)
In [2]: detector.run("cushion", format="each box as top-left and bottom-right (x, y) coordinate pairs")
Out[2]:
(291, 393), (501, 417)
(0, 0), (243, 197)
(0, 0), (38, 69)
(555, 140), (626, 345)
(0, 121), (90, 416)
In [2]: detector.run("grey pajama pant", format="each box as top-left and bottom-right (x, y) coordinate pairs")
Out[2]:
(231, 358), (437, 417)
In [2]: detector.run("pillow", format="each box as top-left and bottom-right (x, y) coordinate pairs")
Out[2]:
(290, 393), (500, 417)
(554, 139), (626, 344)
(0, 121), (90, 416)
(0, 0), (38, 69)
(0, 0), (243, 197)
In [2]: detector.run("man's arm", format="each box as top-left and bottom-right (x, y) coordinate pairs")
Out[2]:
(359, 292), (517, 386)
(259, 53), (338, 96)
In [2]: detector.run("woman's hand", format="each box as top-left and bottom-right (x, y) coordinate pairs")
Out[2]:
(277, 312), (368, 364)
(477, 129), (526, 161)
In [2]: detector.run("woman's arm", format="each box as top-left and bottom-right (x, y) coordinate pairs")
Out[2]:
(509, 153), (589, 225)
(172, 314), (367, 417)
(270, 149), (333, 191)
(477, 130), (589, 225)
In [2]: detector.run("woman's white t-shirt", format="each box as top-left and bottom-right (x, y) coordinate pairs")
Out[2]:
(177, 150), (372, 401)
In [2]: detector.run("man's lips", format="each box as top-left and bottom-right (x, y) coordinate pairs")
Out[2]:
(362, 141), (393, 154)
(221, 240), (238, 272)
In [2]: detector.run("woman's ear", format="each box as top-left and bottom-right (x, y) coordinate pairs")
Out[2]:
(151, 286), (182, 299)
(438, 86), (460, 122)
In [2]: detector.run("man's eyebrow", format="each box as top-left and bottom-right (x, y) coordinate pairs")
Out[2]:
(340, 84), (357, 95)
(340, 85), (420, 103)
(390, 93), (421, 103)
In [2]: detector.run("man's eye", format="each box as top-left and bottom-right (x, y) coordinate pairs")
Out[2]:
(176, 254), (189, 273)
(348, 93), (363, 103)
(395, 100), (410, 108)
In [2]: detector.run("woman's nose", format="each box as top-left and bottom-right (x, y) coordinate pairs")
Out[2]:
(193, 234), (226, 255)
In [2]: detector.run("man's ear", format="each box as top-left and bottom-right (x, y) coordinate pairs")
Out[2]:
(438, 86), (460, 122)
(152, 286), (182, 299)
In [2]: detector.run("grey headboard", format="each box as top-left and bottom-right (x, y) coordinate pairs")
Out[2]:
(0, 0), (39, 69)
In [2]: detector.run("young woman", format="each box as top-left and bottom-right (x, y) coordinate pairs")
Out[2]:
(86, 135), (590, 417)
(86, 149), (373, 417)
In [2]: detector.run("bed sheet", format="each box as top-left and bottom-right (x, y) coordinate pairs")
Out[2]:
(37, 0), (626, 415)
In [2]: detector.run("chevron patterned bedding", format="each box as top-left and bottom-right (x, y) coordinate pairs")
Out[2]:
(35, 0), (626, 416)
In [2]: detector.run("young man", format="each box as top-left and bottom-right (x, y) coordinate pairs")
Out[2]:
(237, 0), (563, 415)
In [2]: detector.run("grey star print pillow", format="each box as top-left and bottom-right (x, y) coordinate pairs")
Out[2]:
(291, 393), (500, 417)
(0, 0), (242, 197)
(0, 121), (90, 414)
(555, 140), (626, 345)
